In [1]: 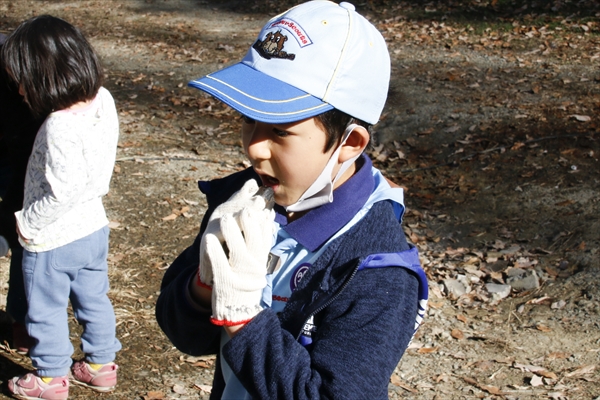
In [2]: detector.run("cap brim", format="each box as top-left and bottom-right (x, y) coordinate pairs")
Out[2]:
(188, 63), (333, 124)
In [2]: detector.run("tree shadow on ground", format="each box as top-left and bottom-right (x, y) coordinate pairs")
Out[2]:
(135, 0), (600, 21)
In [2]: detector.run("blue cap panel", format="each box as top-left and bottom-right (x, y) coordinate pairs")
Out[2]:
(188, 63), (333, 124)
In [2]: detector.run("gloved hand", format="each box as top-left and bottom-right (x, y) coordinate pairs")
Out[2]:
(197, 179), (273, 288)
(205, 203), (275, 326)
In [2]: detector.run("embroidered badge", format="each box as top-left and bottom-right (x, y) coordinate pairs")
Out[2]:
(253, 17), (312, 61)
(253, 30), (296, 60)
(290, 263), (311, 291)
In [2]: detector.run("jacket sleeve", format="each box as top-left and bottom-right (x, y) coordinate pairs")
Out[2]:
(155, 232), (222, 355)
(0, 65), (44, 246)
(15, 120), (87, 239)
(155, 168), (261, 356)
(222, 265), (419, 400)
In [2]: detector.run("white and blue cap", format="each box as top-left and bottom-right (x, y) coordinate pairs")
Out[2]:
(188, 1), (391, 125)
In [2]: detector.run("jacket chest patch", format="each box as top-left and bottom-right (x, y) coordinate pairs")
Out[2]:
(291, 262), (311, 291)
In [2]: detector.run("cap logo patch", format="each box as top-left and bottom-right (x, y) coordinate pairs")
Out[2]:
(253, 17), (312, 61)
(253, 30), (296, 61)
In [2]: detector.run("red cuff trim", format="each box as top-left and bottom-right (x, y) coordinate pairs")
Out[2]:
(195, 273), (212, 290)
(210, 317), (251, 327)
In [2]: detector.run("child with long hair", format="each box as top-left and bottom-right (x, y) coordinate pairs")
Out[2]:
(2, 15), (121, 399)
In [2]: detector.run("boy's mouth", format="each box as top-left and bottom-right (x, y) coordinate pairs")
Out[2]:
(259, 174), (279, 188)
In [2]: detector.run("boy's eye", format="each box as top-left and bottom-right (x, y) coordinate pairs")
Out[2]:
(273, 128), (288, 137)
(241, 115), (255, 124)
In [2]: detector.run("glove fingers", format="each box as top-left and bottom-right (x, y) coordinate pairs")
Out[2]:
(200, 219), (224, 278)
(229, 179), (259, 203)
(219, 213), (249, 270)
(240, 179), (259, 196)
(238, 208), (274, 261)
(209, 180), (264, 221)
(204, 232), (232, 280)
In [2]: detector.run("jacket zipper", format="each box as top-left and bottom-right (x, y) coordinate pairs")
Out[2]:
(295, 264), (360, 341)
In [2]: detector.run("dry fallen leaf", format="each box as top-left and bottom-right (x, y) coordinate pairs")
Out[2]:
(192, 361), (211, 368)
(514, 363), (547, 373)
(162, 213), (178, 221)
(536, 324), (552, 332)
(528, 296), (553, 304)
(451, 328), (465, 340)
(530, 374), (544, 387)
(193, 384), (212, 393)
(463, 376), (504, 395)
(174, 206), (190, 216)
(565, 364), (596, 377)
(389, 375), (418, 393)
(480, 384), (503, 395)
(547, 352), (570, 360)
(462, 376), (478, 386)
(570, 114), (591, 122)
(536, 370), (558, 380)
(172, 384), (186, 394)
(144, 391), (165, 400)
(107, 253), (125, 264)
(417, 346), (439, 354)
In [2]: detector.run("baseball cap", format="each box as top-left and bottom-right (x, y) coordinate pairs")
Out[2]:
(188, 1), (390, 125)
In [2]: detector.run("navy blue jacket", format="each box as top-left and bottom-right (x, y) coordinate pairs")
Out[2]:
(156, 159), (427, 399)
(0, 34), (46, 247)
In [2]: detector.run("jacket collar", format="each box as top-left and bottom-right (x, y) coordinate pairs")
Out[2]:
(274, 154), (374, 252)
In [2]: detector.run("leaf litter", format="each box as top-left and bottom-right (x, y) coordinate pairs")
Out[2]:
(0, 0), (598, 399)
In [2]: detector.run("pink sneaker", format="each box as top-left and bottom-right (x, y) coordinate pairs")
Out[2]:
(70, 360), (118, 392)
(12, 322), (34, 355)
(8, 372), (69, 400)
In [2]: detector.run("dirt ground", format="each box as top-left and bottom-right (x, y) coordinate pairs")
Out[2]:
(0, 0), (598, 399)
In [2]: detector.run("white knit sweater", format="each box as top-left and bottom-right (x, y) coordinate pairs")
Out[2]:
(15, 87), (119, 252)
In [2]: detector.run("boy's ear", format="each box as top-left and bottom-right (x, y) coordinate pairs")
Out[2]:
(338, 126), (369, 163)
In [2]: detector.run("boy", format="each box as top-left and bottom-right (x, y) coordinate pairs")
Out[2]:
(156, 1), (428, 399)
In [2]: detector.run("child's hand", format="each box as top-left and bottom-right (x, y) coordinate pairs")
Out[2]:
(204, 203), (275, 327)
(197, 179), (273, 288)
(16, 224), (30, 244)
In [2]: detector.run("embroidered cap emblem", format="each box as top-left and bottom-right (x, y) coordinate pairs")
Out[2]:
(253, 30), (296, 60)
(253, 17), (311, 61)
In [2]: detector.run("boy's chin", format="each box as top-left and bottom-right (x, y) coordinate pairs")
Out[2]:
(273, 194), (294, 210)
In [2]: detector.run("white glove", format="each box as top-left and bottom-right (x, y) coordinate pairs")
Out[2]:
(197, 179), (273, 287)
(206, 204), (275, 326)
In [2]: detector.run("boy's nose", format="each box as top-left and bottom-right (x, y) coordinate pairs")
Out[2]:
(244, 123), (271, 161)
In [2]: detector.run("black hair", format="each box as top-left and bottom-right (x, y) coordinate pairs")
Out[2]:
(1, 15), (102, 118)
(314, 108), (372, 153)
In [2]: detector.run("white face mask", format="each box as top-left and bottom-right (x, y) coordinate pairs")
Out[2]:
(285, 123), (362, 212)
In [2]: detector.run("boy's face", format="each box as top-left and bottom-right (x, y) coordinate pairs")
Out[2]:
(241, 116), (337, 208)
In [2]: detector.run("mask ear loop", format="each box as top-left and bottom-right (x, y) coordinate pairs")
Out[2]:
(285, 123), (362, 213)
(331, 123), (362, 186)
